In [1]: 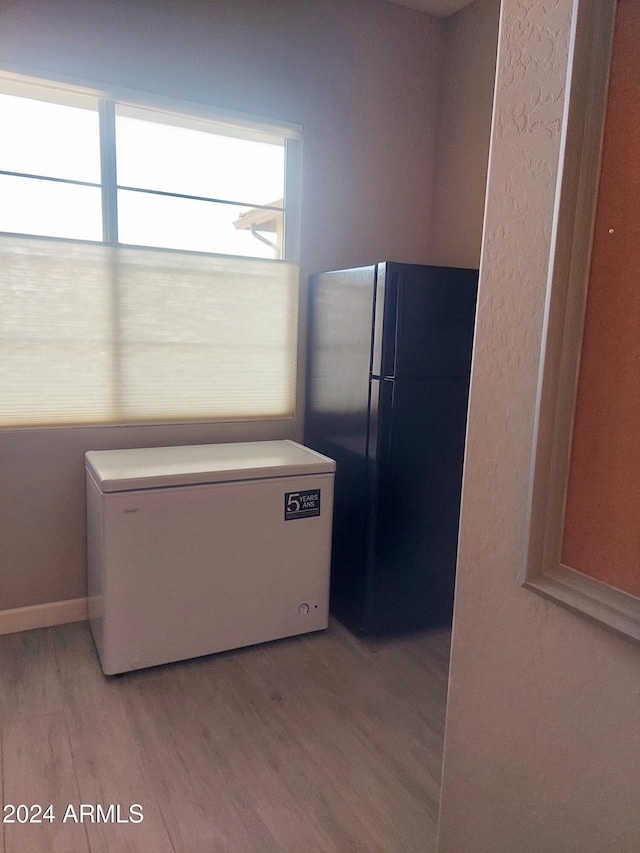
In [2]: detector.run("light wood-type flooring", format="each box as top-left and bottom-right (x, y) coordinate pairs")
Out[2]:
(0, 618), (450, 852)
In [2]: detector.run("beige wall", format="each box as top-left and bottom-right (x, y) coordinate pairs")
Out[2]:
(428, 0), (499, 268)
(0, 0), (445, 612)
(438, 1), (640, 851)
(0, 0), (501, 618)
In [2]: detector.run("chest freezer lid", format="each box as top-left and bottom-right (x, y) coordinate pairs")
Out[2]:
(85, 440), (335, 493)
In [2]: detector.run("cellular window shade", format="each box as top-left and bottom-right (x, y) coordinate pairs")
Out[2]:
(0, 235), (298, 426)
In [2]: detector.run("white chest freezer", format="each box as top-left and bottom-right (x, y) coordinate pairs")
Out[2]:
(86, 440), (335, 675)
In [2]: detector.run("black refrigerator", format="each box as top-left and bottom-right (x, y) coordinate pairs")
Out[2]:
(304, 262), (477, 635)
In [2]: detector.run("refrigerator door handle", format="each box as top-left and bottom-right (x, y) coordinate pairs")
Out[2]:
(371, 264), (398, 379)
(378, 378), (396, 472)
(367, 377), (394, 469)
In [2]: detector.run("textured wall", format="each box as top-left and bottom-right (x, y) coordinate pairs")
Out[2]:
(438, 1), (640, 851)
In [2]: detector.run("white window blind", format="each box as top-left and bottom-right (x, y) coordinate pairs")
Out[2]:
(0, 235), (298, 427)
(0, 70), (302, 428)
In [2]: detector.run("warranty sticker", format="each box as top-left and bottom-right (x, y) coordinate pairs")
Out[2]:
(284, 489), (321, 520)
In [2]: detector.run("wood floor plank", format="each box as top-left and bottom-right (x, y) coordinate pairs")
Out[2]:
(2, 618), (450, 853)
(66, 703), (173, 853)
(123, 672), (260, 852)
(0, 629), (64, 723)
(246, 645), (440, 849)
(2, 712), (89, 853)
(165, 663), (340, 852)
(62, 692), (175, 852)
(234, 630), (439, 848)
(372, 645), (449, 737)
(299, 619), (380, 673)
(403, 628), (452, 673)
(50, 624), (175, 853)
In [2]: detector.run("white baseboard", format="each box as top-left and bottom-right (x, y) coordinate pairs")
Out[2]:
(0, 598), (88, 635)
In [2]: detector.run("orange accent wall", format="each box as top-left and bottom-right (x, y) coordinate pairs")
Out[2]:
(561, 0), (640, 595)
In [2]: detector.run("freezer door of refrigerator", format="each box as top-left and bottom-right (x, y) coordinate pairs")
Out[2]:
(306, 265), (376, 448)
(373, 263), (477, 380)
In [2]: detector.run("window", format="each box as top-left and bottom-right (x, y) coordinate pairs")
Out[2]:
(114, 105), (286, 258)
(0, 87), (102, 241)
(0, 70), (302, 427)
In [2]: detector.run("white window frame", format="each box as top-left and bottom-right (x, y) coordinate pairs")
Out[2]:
(0, 63), (303, 261)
